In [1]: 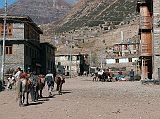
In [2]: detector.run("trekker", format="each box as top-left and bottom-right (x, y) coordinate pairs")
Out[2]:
(45, 70), (54, 97)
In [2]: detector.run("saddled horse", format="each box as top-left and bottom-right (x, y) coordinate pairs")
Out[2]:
(16, 72), (31, 106)
(55, 74), (65, 95)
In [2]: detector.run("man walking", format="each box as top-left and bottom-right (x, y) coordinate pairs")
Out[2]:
(45, 70), (54, 97)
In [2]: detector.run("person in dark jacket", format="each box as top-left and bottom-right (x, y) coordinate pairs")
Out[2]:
(45, 70), (54, 97)
(129, 69), (134, 81)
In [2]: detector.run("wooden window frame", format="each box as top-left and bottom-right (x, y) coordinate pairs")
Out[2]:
(5, 46), (13, 55)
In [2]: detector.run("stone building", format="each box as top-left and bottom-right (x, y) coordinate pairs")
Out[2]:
(55, 53), (89, 76)
(105, 40), (140, 73)
(137, 0), (160, 80)
(40, 42), (56, 75)
(0, 15), (55, 75)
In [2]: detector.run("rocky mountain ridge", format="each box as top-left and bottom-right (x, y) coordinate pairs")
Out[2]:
(54, 0), (138, 33)
(0, 0), (72, 24)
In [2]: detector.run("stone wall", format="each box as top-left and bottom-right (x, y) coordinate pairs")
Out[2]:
(0, 44), (24, 74)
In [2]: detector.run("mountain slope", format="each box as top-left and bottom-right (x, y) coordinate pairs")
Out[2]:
(40, 0), (139, 56)
(1, 0), (72, 24)
(54, 0), (138, 33)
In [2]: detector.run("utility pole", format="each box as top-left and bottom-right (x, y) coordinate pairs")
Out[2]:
(1, 0), (7, 86)
(100, 49), (103, 69)
(69, 33), (73, 78)
(89, 50), (92, 74)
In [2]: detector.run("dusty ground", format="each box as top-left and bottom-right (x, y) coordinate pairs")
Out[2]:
(1, 76), (160, 119)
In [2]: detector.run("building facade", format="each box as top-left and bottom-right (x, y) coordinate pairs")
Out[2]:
(55, 53), (89, 76)
(40, 43), (56, 75)
(0, 15), (55, 75)
(137, 0), (153, 79)
(105, 40), (140, 73)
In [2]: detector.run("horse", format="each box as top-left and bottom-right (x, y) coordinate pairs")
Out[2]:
(93, 72), (99, 82)
(16, 72), (31, 106)
(37, 75), (45, 98)
(55, 74), (65, 95)
(93, 70), (104, 82)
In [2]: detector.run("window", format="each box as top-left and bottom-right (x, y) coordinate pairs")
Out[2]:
(67, 66), (69, 70)
(115, 59), (119, 63)
(0, 23), (12, 36)
(68, 55), (72, 61)
(5, 46), (12, 55)
(77, 56), (80, 60)
(129, 58), (132, 62)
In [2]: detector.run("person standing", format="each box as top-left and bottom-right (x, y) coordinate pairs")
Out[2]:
(14, 67), (22, 81)
(129, 69), (135, 81)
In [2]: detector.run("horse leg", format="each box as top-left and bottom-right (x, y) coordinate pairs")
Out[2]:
(35, 87), (39, 101)
(18, 81), (23, 106)
(48, 85), (52, 96)
(56, 82), (60, 91)
(26, 92), (29, 105)
(59, 82), (63, 95)
(40, 90), (42, 98)
(22, 92), (25, 104)
(96, 77), (98, 82)
(93, 77), (95, 82)
(19, 93), (23, 107)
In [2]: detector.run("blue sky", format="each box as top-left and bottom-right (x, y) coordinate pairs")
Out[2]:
(0, 0), (78, 8)
(0, 0), (16, 8)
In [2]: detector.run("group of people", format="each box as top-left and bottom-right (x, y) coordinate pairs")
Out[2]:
(6, 67), (65, 106)
(93, 68), (113, 82)
(93, 67), (135, 82)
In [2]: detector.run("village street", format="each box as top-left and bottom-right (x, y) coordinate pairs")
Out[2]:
(1, 76), (160, 119)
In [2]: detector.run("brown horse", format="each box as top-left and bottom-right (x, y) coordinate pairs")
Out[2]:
(37, 75), (45, 98)
(55, 74), (65, 95)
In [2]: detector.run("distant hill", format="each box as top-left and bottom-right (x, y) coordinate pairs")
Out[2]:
(0, 0), (72, 24)
(54, 0), (138, 33)
(40, 0), (139, 55)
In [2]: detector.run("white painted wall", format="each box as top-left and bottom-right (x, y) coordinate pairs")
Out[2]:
(119, 58), (128, 63)
(106, 59), (115, 64)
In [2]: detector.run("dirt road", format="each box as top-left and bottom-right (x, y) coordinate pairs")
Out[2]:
(0, 76), (160, 119)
